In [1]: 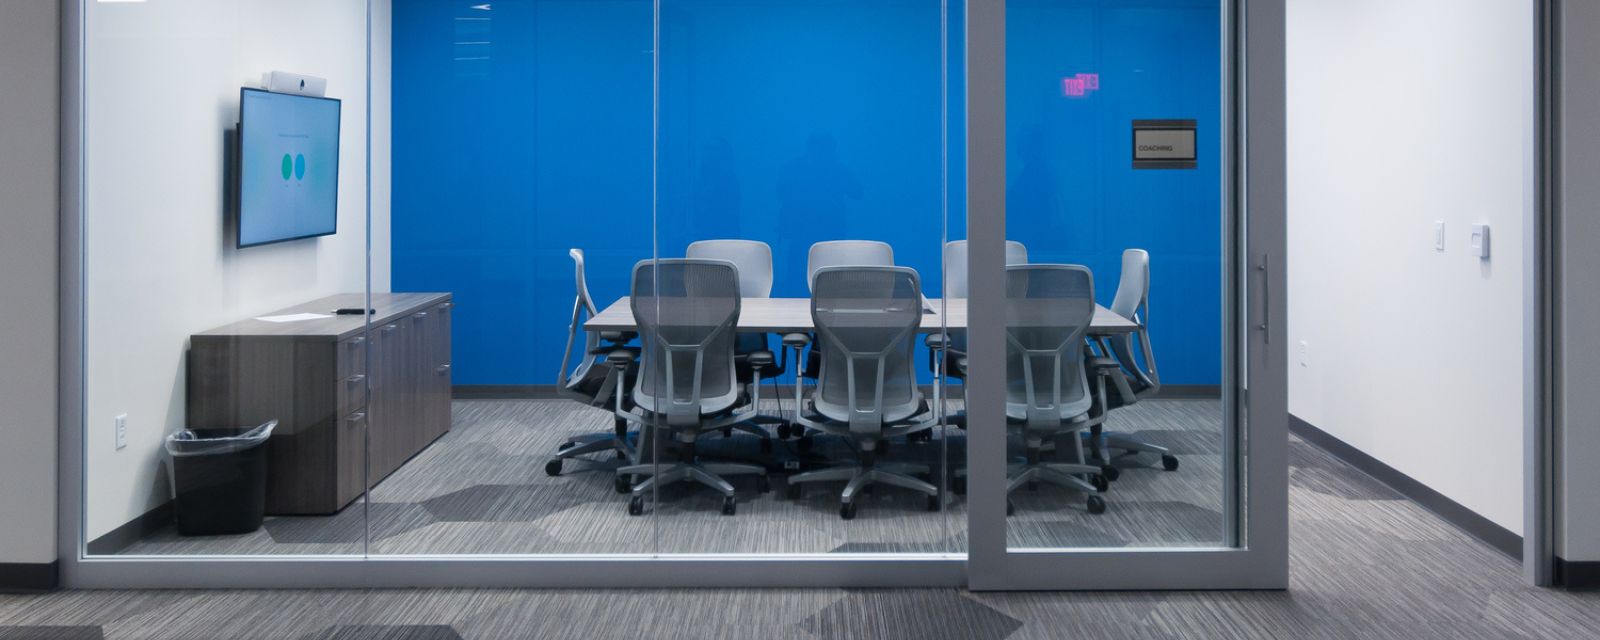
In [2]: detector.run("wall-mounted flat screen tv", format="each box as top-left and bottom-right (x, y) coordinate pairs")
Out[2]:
(237, 87), (341, 248)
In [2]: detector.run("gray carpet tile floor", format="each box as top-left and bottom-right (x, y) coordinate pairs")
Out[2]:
(112, 398), (1227, 556)
(8, 428), (1600, 638)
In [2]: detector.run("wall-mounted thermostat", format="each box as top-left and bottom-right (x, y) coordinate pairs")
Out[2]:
(1132, 119), (1197, 169)
(1470, 223), (1491, 259)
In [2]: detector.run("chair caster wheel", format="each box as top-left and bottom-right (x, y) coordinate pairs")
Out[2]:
(627, 495), (645, 516)
(721, 496), (737, 516)
(1162, 455), (1180, 471)
(1101, 465), (1121, 482)
(927, 495), (941, 512)
(950, 476), (967, 495)
(722, 427), (733, 438)
(1006, 499), (1015, 516)
(615, 449), (629, 462)
(614, 475), (632, 494)
(777, 423), (792, 439)
(787, 482), (803, 500)
(840, 503), (857, 520)
(1091, 474), (1109, 493)
(757, 476), (771, 493)
(759, 438), (774, 455)
(544, 459), (563, 477)
(1087, 495), (1107, 514)
(797, 436), (814, 453)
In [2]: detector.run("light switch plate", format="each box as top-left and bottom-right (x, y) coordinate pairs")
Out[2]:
(115, 413), (128, 450)
(1470, 223), (1491, 259)
(1433, 221), (1446, 252)
(1298, 340), (1309, 368)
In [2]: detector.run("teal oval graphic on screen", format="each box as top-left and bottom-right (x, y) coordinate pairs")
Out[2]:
(280, 154), (293, 180)
(294, 154), (307, 180)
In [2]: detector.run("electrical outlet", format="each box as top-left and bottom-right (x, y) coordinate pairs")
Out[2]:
(1298, 340), (1309, 368)
(115, 413), (128, 450)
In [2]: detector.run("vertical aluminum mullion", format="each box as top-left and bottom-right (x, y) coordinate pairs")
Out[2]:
(963, 0), (1008, 591)
(1241, 0), (1289, 581)
(1526, 0), (1555, 588)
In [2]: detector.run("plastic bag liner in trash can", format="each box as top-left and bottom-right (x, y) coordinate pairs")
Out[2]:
(164, 419), (276, 536)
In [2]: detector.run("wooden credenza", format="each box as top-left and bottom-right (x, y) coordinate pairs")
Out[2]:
(187, 292), (453, 515)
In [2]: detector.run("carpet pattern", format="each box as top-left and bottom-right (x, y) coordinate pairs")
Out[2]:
(112, 398), (1226, 556)
(8, 432), (1599, 638)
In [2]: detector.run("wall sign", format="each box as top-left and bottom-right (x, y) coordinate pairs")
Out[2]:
(1132, 119), (1197, 169)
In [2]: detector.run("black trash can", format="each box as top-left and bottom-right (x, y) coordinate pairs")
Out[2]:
(165, 420), (276, 536)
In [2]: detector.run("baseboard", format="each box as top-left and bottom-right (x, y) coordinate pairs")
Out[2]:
(0, 561), (59, 592)
(1289, 414), (1522, 560)
(1555, 558), (1600, 590)
(87, 500), (172, 556)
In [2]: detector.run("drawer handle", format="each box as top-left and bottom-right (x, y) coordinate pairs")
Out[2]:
(382, 324), (398, 333)
(347, 412), (367, 423)
(440, 302), (454, 310)
(344, 374), (366, 384)
(436, 364), (452, 374)
(348, 336), (366, 346)
(414, 311), (429, 319)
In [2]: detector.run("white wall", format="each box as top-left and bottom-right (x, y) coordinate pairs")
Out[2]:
(0, 0), (59, 566)
(1557, 0), (1600, 563)
(1287, 0), (1535, 535)
(82, 0), (390, 542)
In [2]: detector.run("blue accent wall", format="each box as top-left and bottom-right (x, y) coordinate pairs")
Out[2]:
(393, 0), (1222, 387)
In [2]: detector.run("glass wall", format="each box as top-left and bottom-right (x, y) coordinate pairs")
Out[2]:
(979, 0), (1231, 552)
(81, 0), (374, 556)
(76, 0), (1266, 582)
(652, 0), (956, 554)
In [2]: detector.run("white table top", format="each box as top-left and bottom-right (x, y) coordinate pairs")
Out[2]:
(585, 297), (1139, 335)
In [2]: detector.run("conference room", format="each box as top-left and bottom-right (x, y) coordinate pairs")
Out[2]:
(71, 0), (1261, 587)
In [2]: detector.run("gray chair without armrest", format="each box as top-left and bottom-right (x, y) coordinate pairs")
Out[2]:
(613, 258), (769, 516)
(787, 241), (897, 444)
(687, 240), (786, 446)
(1089, 248), (1178, 472)
(786, 266), (941, 520)
(1000, 265), (1110, 515)
(546, 248), (640, 477)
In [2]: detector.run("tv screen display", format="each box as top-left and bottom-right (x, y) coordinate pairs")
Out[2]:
(237, 88), (341, 248)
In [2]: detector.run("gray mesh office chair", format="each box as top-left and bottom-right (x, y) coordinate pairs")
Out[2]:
(613, 259), (768, 516)
(926, 240), (1028, 433)
(1090, 249), (1178, 472)
(546, 248), (638, 477)
(784, 241), (897, 442)
(1003, 265), (1109, 515)
(687, 240), (785, 448)
(785, 266), (941, 520)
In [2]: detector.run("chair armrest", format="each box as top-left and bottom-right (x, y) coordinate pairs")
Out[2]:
(605, 348), (638, 367)
(746, 350), (776, 368)
(1089, 356), (1122, 370)
(953, 356), (969, 377)
(925, 333), (949, 350)
(782, 333), (812, 348)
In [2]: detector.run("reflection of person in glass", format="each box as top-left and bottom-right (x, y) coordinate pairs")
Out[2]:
(778, 133), (863, 280)
(693, 138), (741, 240)
(778, 132), (863, 220)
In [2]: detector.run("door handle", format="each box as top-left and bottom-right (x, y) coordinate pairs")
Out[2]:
(1256, 252), (1270, 344)
(436, 364), (452, 374)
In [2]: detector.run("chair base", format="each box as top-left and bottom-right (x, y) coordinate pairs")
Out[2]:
(788, 462), (940, 519)
(618, 461), (767, 499)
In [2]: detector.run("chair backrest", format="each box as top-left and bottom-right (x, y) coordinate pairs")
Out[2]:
(942, 240), (1029, 299)
(1106, 248), (1159, 392)
(687, 239), (774, 298)
(807, 240), (894, 293)
(630, 259), (742, 425)
(559, 249), (602, 393)
(1004, 265), (1097, 424)
(810, 266), (924, 433)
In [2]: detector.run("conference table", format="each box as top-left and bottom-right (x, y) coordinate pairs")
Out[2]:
(586, 297), (1139, 335)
